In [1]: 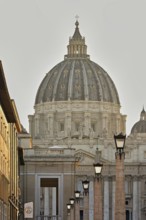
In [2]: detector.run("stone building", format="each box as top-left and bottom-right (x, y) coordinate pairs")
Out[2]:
(20, 20), (146, 220)
(0, 61), (23, 220)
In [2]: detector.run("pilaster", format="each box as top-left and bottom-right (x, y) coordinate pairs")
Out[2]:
(132, 176), (138, 220)
(104, 176), (109, 220)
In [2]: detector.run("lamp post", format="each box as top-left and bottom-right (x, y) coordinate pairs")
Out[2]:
(74, 190), (80, 220)
(93, 162), (103, 220)
(69, 198), (75, 220)
(70, 198), (75, 206)
(82, 179), (90, 220)
(114, 132), (126, 220)
(67, 203), (71, 220)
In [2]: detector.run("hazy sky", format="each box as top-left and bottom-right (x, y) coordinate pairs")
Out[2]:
(0, 0), (146, 135)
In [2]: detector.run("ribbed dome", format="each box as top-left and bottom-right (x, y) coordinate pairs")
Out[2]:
(35, 21), (120, 105)
(131, 108), (146, 134)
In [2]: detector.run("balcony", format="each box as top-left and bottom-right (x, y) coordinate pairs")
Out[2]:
(36, 216), (61, 220)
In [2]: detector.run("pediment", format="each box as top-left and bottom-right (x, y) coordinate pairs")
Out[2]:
(75, 149), (95, 165)
(75, 149), (112, 166)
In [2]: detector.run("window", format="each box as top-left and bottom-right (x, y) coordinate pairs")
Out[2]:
(91, 123), (96, 131)
(80, 210), (83, 220)
(126, 210), (130, 220)
(60, 123), (64, 132)
(75, 123), (80, 131)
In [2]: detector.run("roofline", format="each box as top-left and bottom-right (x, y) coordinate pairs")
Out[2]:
(11, 99), (22, 132)
(0, 60), (22, 132)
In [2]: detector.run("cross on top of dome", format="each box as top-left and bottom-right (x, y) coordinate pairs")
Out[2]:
(75, 15), (79, 28)
(75, 15), (79, 20)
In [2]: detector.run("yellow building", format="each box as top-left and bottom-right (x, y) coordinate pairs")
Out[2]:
(0, 61), (22, 220)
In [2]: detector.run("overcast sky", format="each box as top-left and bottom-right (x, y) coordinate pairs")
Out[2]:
(0, 0), (146, 135)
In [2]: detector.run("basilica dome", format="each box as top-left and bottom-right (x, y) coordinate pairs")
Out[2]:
(35, 21), (120, 105)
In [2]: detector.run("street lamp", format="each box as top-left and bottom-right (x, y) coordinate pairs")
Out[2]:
(114, 132), (126, 220)
(114, 132), (126, 155)
(69, 198), (75, 220)
(67, 203), (71, 219)
(93, 162), (103, 220)
(74, 191), (80, 220)
(70, 198), (75, 206)
(94, 162), (103, 179)
(82, 179), (90, 195)
(75, 191), (80, 201)
(67, 203), (71, 211)
(82, 179), (90, 220)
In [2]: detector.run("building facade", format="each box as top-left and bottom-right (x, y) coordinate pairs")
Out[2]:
(20, 21), (146, 220)
(0, 61), (22, 220)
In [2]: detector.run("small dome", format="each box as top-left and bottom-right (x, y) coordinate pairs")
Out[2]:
(131, 108), (146, 134)
(35, 21), (120, 105)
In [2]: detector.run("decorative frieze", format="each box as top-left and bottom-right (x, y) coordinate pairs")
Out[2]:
(35, 101), (120, 114)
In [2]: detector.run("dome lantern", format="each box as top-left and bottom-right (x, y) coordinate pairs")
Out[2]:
(140, 107), (146, 120)
(65, 19), (90, 59)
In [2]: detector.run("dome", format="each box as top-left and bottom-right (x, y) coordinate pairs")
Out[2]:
(131, 108), (146, 134)
(35, 21), (120, 105)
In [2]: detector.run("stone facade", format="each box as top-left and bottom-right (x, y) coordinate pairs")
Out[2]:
(20, 134), (146, 220)
(20, 21), (146, 220)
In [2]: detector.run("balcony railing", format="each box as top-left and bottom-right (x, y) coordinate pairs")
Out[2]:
(36, 216), (61, 220)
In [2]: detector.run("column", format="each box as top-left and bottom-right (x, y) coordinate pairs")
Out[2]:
(67, 212), (71, 220)
(138, 179), (141, 220)
(70, 207), (74, 220)
(52, 187), (56, 216)
(75, 201), (80, 220)
(50, 116), (54, 137)
(89, 180), (94, 220)
(44, 187), (49, 216)
(132, 176), (138, 220)
(35, 115), (40, 137)
(84, 113), (90, 136)
(94, 178), (103, 220)
(112, 177), (115, 220)
(82, 179), (90, 220)
(48, 114), (54, 137)
(116, 116), (120, 133)
(65, 112), (71, 137)
(83, 194), (89, 220)
(125, 179), (128, 194)
(114, 153), (125, 220)
(102, 114), (107, 130)
(104, 177), (109, 220)
(28, 115), (33, 134)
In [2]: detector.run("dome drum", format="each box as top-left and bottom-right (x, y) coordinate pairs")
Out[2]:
(30, 100), (126, 146)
